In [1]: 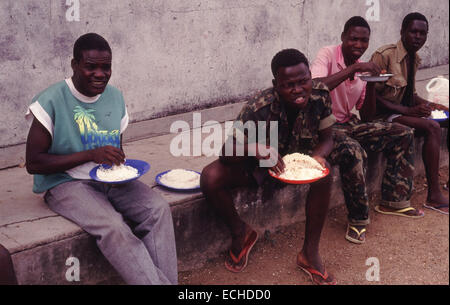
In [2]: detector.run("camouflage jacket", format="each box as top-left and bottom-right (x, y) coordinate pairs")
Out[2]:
(232, 80), (336, 156)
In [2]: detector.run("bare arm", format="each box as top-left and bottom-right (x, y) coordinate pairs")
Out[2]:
(376, 95), (431, 118)
(26, 118), (125, 175)
(219, 137), (285, 174)
(314, 62), (381, 91)
(359, 82), (377, 122)
(311, 126), (334, 168)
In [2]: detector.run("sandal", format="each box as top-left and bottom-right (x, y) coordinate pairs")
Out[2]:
(345, 224), (366, 244)
(224, 230), (258, 273)
(374, 205), (424, 218)
(423, 203), (449, 215)
(297, 260), (337, 285)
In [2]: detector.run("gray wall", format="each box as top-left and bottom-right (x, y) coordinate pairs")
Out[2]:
(1, 0), (449, 148)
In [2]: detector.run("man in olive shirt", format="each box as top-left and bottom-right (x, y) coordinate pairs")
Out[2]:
(371, 12), (448, 215)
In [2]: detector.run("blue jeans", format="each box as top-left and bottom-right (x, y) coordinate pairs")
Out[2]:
(44, 180), (178, 285)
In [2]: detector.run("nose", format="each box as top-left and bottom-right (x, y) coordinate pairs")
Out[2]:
(293, 82), (303, 93)
(414, 32), (426, 40)
(93, 68), (106, 79)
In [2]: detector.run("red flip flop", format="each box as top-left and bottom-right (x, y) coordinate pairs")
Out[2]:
(224, 230), (258, 273)
(297, 261), (337, 285)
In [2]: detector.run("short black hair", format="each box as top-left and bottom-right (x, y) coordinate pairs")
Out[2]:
(73, 33), (111, 62)
(271, 49), (309, 77)
(343, 16), (371, 34)
(401, 12), (429, 32)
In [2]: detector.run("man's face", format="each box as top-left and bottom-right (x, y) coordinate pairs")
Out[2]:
(341, 26), (370, 63)
(273, 63), (312, 110)
(71, 49), (112, 97)
(401, 20), (428, 54)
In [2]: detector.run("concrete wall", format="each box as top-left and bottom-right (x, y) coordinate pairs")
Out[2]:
(1, 0), (449, 149)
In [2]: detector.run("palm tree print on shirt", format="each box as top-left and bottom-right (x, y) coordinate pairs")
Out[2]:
(73, 106), (120, 149)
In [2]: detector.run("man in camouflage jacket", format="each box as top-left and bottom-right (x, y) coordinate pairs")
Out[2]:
(201, 49), (337, 285)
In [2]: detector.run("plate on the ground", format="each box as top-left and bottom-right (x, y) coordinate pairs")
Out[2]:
(89, 159), (150, 184)
(155, 169), (201, 191)
(430, 110), (449, 122)
(358, 74), (394, 82)
(268, 167), (330, 184)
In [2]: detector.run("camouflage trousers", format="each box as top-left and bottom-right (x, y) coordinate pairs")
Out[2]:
(328, 116), (415, 225)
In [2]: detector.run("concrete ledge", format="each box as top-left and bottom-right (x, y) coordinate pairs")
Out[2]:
(1, 128), (447, 284)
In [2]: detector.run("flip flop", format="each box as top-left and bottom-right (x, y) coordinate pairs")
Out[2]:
(423, 203), (449, 215)
(296, 261), (337, 285)
(374, 205), (424, 218)
(224, 230), (258, 273)
(345, 224), (366, 244)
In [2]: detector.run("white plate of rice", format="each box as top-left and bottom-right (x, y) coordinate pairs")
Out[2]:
(155, 169), (201, 191)
(430, 110), (449, 122)
(268, 153), (329, 184)
(90, 159), (150, 184)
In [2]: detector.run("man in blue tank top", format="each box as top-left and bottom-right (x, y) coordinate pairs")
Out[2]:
(25, 33), (178, 285)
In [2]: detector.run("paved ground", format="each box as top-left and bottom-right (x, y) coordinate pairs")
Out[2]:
(179, 167), (449, 285)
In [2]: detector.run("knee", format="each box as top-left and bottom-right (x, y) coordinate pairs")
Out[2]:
(337, 143), (367, 166)
(137, 192), (172, 226)
(393, 123), (414, 137)
(314, 163), (333, 188)
(426, 120), (442, 137)
(415, 119), (441, 137)
(150, 197), (172, 220)
(200, 161), (227, 193)
(392, 123), (414, 144)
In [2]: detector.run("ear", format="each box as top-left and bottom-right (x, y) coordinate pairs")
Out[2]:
(341, 31), (345, 42)
(71, 58), (77, 71)
(272, 78), (276, 88)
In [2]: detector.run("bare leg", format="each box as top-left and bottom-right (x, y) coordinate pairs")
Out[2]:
(393, 116), (448, 213)
(297, 163), (335, 284)
(200, 159), (255, 256)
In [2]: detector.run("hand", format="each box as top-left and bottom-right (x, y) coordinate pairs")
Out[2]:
(90, 145), (125, 166)
(311, 155), (327, 169)
(406, 104), (432, 117)
(250, 144), (285, 174)
(429, 102), (449, 111)
(353, 62), (382, 76)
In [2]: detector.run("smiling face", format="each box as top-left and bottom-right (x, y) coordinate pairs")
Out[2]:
(71, 49), (112, 97)
(401, 19), (428, 54)
(273, 63), (312, 110)
(341, 26), (370, 64)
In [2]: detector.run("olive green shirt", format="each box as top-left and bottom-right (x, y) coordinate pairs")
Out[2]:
(370, 40), (422, 106)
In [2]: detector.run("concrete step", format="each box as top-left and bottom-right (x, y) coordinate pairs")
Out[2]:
(1, 124), (447, 284)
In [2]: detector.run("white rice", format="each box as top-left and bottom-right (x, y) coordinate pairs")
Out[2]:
(160, 169), (200, 188)
(278, 153), (324, 180)
(97, 164), (139, 182)
(431, 110), (447, 119)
